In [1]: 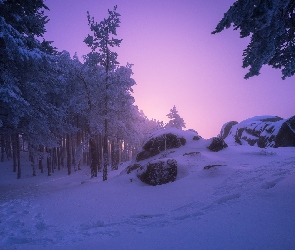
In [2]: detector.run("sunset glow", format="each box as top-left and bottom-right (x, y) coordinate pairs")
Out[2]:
(44, 0), (295, 138)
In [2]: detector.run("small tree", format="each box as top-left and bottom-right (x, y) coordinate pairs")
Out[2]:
(166, 105), (186, 130)
(212, 0), (295, 79)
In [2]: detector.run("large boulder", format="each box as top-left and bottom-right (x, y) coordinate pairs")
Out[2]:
(136, 159), (177, 186)
(221, 115), (295, 148)
(219, 121), (238, 139)
(207, 137), (228, 152)
(275, 116), (295, 147)
(136, 133), (186, 161)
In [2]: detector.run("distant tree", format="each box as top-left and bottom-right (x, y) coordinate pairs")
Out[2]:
(166, 105), (186, 130)
(212, 0), (295, 79)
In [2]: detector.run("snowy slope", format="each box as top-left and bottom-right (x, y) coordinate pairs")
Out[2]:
(0, 140), (295, 249)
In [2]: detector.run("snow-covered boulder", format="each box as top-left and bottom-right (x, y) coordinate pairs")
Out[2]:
(222, 115), (295, 148)
(125, 159), (178, 186)
(136, 129), (186, 161)
(220, 121), (238, 139)
(124, 128), (233, 185)
(136, 159), (177, 186)
(207, 137), (228, 152)
(275, 116), (295, 147)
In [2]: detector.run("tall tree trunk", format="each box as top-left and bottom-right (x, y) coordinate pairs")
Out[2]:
(89, 137), (98, 178)
(111, 140), (119, 170)
(57, 147), (61, 171)
(119, 139), (122, 165)
(51, 148), (55, 174)
(39, 145), (44, 173)
(16, 134), (21, 179)
(30, 150), (36, 177)
(66, 134), (71, 175)
(12, 134), (17, 172)
(103, 67), (109, 180)
(5, 135), (12, 160)
(47, 148), (51, 176)
(103, 127), (108, 181)
(98, 134), (102, 172)
(115, 138), (120, 169)
(123, 141), (128, 162)
(72, 136), (76, 171)
(111, 140), (115, 170)
(1, 135), (4, 162)
(77, 129), (81, 171)
(60, 135), (66, 168)
(82, 130), (88, 165)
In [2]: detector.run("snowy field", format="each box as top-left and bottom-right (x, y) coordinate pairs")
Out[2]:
(1, 141), (295, 249)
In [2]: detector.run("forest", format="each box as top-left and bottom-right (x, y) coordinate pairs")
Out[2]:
(3, 0), (295, 181)
(1, 1), (295, 249)
(0, 2), (171, 180)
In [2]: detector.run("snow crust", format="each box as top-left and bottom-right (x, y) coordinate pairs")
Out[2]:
(1, 139), (295, 249)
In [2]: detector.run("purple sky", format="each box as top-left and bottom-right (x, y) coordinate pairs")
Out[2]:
(44, 0), (295, 138)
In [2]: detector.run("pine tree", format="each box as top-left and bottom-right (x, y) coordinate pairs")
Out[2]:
(0, 0), (52, 134)
(84, 6), (122, 180)
(212, 0), (295, 79)
(0, 0), (65, 178)
(166, 105), (186, 130)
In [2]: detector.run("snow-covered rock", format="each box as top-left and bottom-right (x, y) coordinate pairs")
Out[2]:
(207, 137), (228, 152)
(136, 128), (187, 161)
(135, 159), (178, 186)
(275, 116), (295, 147)
(222, 115), (295, 147)
(219, 121), (238, 139)
(128, 128), (229, 185)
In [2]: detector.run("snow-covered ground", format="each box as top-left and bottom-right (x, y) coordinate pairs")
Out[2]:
(1, 139), (295, 249)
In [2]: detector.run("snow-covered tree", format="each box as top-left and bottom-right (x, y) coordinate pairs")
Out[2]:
(166, 105), (186, 130)
(212, 0), (295, 79)
(84, 6), (136, 180)
(0, 0), (67, 178)
(0, 0), (51, 134)
(107, 64), (137, 141)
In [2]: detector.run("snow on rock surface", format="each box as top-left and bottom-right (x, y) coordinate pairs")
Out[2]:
(136, 128), (188, 161)
(222, 115), (295, 148)
(132, 128), (228, 185)
(136, 159), (178, 186)
(0, 133), (295, 249)
(207, 137), (228, 152)
(219, 121), (238, 139)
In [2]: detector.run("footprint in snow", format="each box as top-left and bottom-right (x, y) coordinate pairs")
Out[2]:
(131, 214), (165, 219)
(261, 177), (285, 189)
(174, 211), (204, 221)
(216, 193), (241, 204)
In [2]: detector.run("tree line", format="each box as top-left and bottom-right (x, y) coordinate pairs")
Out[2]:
(4, 0), (273, 180)
(0, 1), (163, 179)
